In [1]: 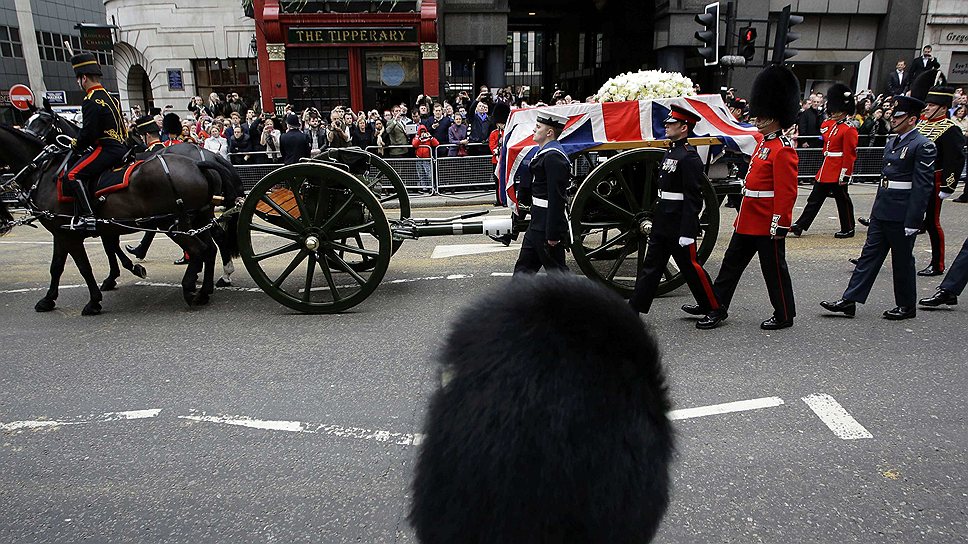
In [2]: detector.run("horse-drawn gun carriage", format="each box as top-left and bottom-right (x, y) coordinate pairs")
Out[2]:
(234, 95), (759, 313)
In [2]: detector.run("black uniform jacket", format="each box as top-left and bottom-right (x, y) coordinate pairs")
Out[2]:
(916, 118), (965, 194)
(528, 140), (570, 242)
(653, 139), (704, 239)
(872, 128), (935, 228)
(76, 84), (127, 151)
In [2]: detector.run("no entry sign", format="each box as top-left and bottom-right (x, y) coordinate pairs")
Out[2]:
(9, 84), (33, 111)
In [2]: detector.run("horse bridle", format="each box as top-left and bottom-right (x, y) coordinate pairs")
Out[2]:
(24, 111), (64, 142)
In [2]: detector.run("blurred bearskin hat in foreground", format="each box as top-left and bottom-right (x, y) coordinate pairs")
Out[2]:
(909, 69), (946, 103)
(748, 64), (801, 128)
(825, 83), (856, 115)
(410, 273), (674, 544)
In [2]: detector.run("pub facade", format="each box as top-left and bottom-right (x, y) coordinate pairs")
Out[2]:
(252, 0), (438, 115)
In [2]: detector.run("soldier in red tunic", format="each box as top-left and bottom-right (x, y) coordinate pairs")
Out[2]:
(790, 83), (857, 238)
(696, 65), (800, 330)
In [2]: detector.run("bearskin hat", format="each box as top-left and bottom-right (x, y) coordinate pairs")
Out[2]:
(909, 69), (944, 102)
(748, 64), (801, 128)
(410, 273), (674, 544)
(491, 102), (511, 125)
(162, 113), (182, 135)
(825, 83), (855, 115)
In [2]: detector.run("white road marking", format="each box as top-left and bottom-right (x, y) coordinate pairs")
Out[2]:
(432, 243), (519, 259)
(179, 412), (424, 446)
(0, 283), (87, 294)
(668, 396), (785, 421)
(0, 409), (161, 432)
(133, 280), (264, 293)
(0, 238), (142, 246)
(490, 272), (513, 277)
(801, 393), (872, 440)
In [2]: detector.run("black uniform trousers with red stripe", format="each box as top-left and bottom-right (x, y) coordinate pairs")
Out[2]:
(712, 233), (796, 321)
(922, 179), (945, 271)
(795, 182), (855, 232)
(629, 235), (719, 313)
(67, 142), (127, 186)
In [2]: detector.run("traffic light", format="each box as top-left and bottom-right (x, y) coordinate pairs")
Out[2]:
(695, 2), (720, 66)
(739, 26), (757, 63)
(772, 5), (803, 63)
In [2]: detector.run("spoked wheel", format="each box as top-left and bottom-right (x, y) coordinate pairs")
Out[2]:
(569, 148), (720, 297)
(319, 147), (410, 271)
(237, 163), (392, 313)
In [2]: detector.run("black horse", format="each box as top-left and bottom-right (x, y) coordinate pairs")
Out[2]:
(0, 123), (229, 314)
(22, 109), (243, 290)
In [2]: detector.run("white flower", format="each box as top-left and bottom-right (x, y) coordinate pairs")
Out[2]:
(595, 69), (696, 102)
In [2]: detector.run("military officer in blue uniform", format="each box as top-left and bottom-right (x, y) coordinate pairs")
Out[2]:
(512, 111), (571, 274)
(822, 96), (936, 320)
(629, 105), (721, 323)
(64, 53), (127, 231)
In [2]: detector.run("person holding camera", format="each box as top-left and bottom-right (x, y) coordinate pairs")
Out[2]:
(327, 117), (350, 149)
(261, 119), (281, 163)
(468, 99), (493, 156)
(384, 105), (409, 158)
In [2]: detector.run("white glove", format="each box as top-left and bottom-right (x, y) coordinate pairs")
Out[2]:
(904, 228), (918, 236)
(678, 237), (695, 247)
(939, 191), (953, 200)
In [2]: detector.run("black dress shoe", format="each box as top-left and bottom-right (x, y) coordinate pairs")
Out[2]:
(834, 229), (855, 239)
(917, 265), (943, 277)
(173, 256), (189, 265)
(919, 290), (958, 307)
(953, 194), (968, 203)
(821, 298), (856, 317)
(789, 224), (804, 237)
(487, 234), (513, 247)
(681, 304), (708, 316)
(760, 316), (793, 330)
(858, 217), (870, 227)
(125, 244), (147, 260)
(883, 306), (916, 320)
(696, 310), (727, 330)
(848, 257), (860, 266)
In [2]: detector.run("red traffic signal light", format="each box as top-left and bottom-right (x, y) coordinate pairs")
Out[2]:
(739, 26), (757, 62)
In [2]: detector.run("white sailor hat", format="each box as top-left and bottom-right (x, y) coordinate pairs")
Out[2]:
(535, 110), (568, 130)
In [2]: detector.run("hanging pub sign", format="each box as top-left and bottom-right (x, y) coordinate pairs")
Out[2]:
(78, 25), (114, 51)
(288, 27), (417, 45)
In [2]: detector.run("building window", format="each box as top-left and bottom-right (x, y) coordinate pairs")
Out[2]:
(0, 26), (23, 58)
(286, 48), (350, 113)
(34, 31), (112, 65)
(192, 58), (260, 108)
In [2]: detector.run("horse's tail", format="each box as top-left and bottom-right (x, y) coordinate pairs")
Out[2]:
(0, 199), (14, 236)
(197, 160), (241, 258)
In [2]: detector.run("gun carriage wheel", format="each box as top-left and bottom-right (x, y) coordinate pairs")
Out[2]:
(569, 148), (721, 297)
(237, 162), (392, 313)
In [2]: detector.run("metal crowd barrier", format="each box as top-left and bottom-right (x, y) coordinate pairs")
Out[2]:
(794, 135), (889, 182)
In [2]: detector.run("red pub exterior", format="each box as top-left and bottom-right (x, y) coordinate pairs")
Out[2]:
(252, 0), (438, 114)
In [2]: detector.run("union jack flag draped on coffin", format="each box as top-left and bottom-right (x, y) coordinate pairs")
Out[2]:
(497, 95), (760, 212)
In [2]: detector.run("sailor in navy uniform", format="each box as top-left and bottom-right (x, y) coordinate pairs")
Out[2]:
(64, 53), (127, 231)
(822, 96), (936, 320)
(512, 111), (571, 274)
(629, 105), (721, 323)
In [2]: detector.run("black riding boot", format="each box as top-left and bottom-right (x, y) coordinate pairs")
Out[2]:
(64, 179), (97, 231)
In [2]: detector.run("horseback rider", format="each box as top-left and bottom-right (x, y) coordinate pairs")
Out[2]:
(65, 53), (127, 231)
(133, 114), (165, 155)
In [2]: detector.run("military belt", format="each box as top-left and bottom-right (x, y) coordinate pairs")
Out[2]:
(880, 179), (912, 190)
(658, 190), (684, 201)
(743, 189), (774, 198)
(823, 151), (843, 157)
(532, 197), (549, 208)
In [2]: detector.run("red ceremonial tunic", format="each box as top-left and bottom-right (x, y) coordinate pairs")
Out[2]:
(734, 131), (799, 236)
(816, 118), (858, 183)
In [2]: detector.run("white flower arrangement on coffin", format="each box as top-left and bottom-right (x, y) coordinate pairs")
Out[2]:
(594, 70), (697, 102)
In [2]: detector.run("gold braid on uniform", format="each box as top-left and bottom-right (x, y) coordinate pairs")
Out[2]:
(915, 118), (956, 142)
